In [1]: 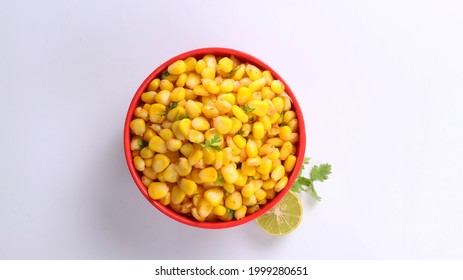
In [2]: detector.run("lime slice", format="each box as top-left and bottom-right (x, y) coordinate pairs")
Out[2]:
(256, 191), (303, 235)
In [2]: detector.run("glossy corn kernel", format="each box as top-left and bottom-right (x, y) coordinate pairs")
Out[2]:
(213, 116), (232, 134)
(185, 72), (201, 89)
(232, 135), (246, 149)
(174, 158), (190, 177)
(149, 104), (167, 124)
(167, 60), (186, 75)
(197, 198), (214, 219)
(246, 157), (261, 167)
(134, 107), (149, 121)
(188, 149), (203, 166)
(246, 64), (262, 81)
(170, 87), (186, 102)
(246, 139), (258, 158)
(171, 121), (185, 141)
(184, 100), (201, 118)
(203, 147), (216, 165)
(218, 57), (233, 73)
(175, 73), (188, 87)
(234, 205), (247, 220)
(202, 78), (220, 94)
(214, 150), (224, 170)
(243, 195), (257, 206)
(221, 164), (239, 184)
(148, 136), (167, 153)
(254, 188), (267, 201)
(202, 105), (220, 118)
(151, 154), (169, 173)
(165, 139), (181, 152)
(213, 205), (227, 216)
(231, 64), (245, 80)
(158, 128), (174, 141)
(148, 182), (169, 200)
(171, 185), (186, 204)
(248, 100), (269, 117)
(201, 67), (216, 79)
(231, 105), (248, 123)
(219, 79), (234, 93)
(198, 167), (218, 183)
(267, 137), (284, 147)
(284, 155), (297, 172)
(279, 126), (292, 141)
(271, 79), (285, 94)
(289, 132), (299, 144)
(204, 188), (224, 206)
(195, 59), (206, 74)
(259, 115), (272, 132)
(191, 116), (209, 131)
(248, 77), (266, 92)
(188, 129), (205, 143)
(256, 156), (272, 175)
(163, 164), (179, 183)
(141, 91), (157, 104)
(130, 119), (146, 136)
(179, 143), (193, 158)
(191, 207), (205, 222)
(143, 167), (157, 181)
(178, 178), (197, 196)
(234, 170), (248, 187)
(147, 78), (161, 91)
(274, 176), (288, 192)
(160, 79), (174, 91)
(141, 176), (153, 187)
(237, 87), (252, 105)
(133, 156), (145, 171)
(183, 56), (197, 72)
(139, 147), (154, 159)
(225, 191), (243, 210)
(252, 121), (266, 139)
(261, 86), (275, 100)
(271, 165), (285, 181)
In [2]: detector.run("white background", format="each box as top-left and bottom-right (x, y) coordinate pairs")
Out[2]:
(1, 0), (462, 259)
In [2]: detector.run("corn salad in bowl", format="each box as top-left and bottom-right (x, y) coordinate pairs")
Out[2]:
(124, 48), (306, 229)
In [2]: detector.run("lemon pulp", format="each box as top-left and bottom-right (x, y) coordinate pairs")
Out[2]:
(256, 191), (302, 235)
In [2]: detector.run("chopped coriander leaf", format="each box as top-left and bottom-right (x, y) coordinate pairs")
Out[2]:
(160, 102), (179, 116)
(161, 71), (169, 79)
(138, 140), (148, 150)
(226, 208), (235, 217)
(198, 134), (222, 151)
(241, 104), (256, 113)
(214, 174), (225, 186)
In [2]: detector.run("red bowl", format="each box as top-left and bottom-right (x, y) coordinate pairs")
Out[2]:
(124, 47), (306, 229)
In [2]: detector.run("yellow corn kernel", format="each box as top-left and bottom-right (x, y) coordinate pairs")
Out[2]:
(178, 143), (193, 158)
(214, 150), (224, 170)
(215, 99), (232, 115)
(231, 135), (246, 149)
(225, 191), (242, 210)
(152, 154), (170, 173)
(246, 157), (261, 167)
(234, 205), (247, 220)
(188, 129), (205, 143)
(268, 112), (281, 125)
(204, 188), (224, 206)
(213, 205), (227, 216)
(213, 116), (232, 135)
(197, 198), (214, 219)
(203, 147), (216, 165)
(237, 87), (252, 105)
(130, 119), (146, 136)
(162, 164), (179, 183)
(188, 149), (203, 166)
(218, 93), (235, 105)
(171, 185), (186, 204)
(201, 67), (216, 79)
(203, 54), (217, 68)
(219, 79), (234, 93)
(267, 149), (280, 162)
(250, 90), (262, 102)
(147, 78), (161, 91)
(241, 180), (262, 198)
(221, 164), (239, 184)
(271, 79), (285, 94)
(141, 176), (152, 187)
(267, 137), (284, 147)
(169, 87), (185, 102)
(165, 139), (181, 152)
(178, 118), (192, 138)
(148, 136), (166, 153)
(175, 157), (192, 177)
(160, 79), (174, 91)
(164, 74), (178, 83)
(179, 178), (197, 196)
(184, 100), (201, 118)
(284, 155), (297, 172)
(246, 139), (258, 158)
(149, 104), (167, 124)
(202, 105), (219, 119)
(243, 195), (257, 206)
(133, 156), (145, 171)
(191, 116), (210, 131)
(252, 122), (266, 139)
(218, 57), (233, 73)
(198, 167), (218, 183)
(130, 136), (143, 151)
(272, 96), (285, 113)
(289, 132), (299, 144)
(257, 117), (271, 133)
(263, 188), (275, 200)
(222, 147), (233, 166)
(231, 64), (245, 80)
(287, 118), (298, 132)
(279, 141), (293, 160)
(222, 183), (234, 194)
(175, 73), (187, 87)
(148, 182), (169, 200)
(254, 188), (267, 201)
(184, 56), (197, 72)
(233, 170), (246, 188)
(232, 105), (248, 123)
(170, 121), (185, 141)
(141, 91), (157, 104)
(248, 100), (269, 117)
(261, 86), (275, 100)
(139, 147), (154, 159)
(155, 90), (171, 106)
(279, 126), (292, 141)
(195, 59), (206, 75)
(283, 96), (292, 111)
(185, 72), (201, 89)
(246, 64), (262, 81)
(180, 202), (193, 214)
(167, 60), (186, 75)
(256, 156), (272, 175)
(191, 207), (205, 222)
(283, 110), (296, 124)
(262, 70), (274, 85)
(247, 204), (260, 215)
(271, 165), (285, 181)
(201, 95), (216, 106)
(143, 168), (157, 181)
(228, 118), (242, 135)
(134, 106), (149, 120)
(159, 128), (174, 141)
(248, 77), (267, 92)
(193, 85), (209, 97)
(274, 176), (288, 192)
(202, 78), (220, 94)
(263, 180), (277, 191)
(143, 128), (156, 142)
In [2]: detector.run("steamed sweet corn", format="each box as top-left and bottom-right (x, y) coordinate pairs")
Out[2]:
(129, 54), (301, 222)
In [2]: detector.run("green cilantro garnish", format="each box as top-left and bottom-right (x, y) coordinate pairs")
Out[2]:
(291, 157), (332, 201)
(160, 102), (179, 116)
(226, 208), (235, 217)
(161, 71), (169, 79)
(241, 104), (256, 113)
(214, 174), (225, 186)
(197, 134), (222, 151)
(139, 140), (148, 150)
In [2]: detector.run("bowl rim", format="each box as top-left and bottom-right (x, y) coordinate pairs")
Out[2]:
(124, 47), (306, 229)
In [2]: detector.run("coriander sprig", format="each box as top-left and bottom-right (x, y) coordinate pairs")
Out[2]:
(160, 102), (179, 116)
(198, 134), (222, 151)
(241, 104), (256, 113)
(291, 157), (332, 201)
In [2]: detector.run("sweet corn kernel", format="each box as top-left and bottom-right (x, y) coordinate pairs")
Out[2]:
(267, 137), (284, 147)
(184, 57), (197, 72)
(279, 126), (292, 141)
(248, 77), (266, 92)
(159, 128), (174, 140)
(142, 176), (153, 187)
(148, 136), (167, 153)
(147, 78), (161, 91)
(246, 157), (261, 167)
(201, 67), (216, 79)
(167, 60), (186, 75)
(223, 183), (235, 194)
(163, 163), (179, 183)
(204, 188), (224, 206)
(148, 182), (169, 200)
(191, 207), (205, 222)
(197, 198), (214, 219)
(160, 79), (174, 91)
(171, 185), (186, 204)
(225, 191), (242, 210)
(166, 139), (182, 152)
(243, 195), (257, 206)
(232, 135), (246, 149)
(185, 73), (201, 89)
(202, 105), (220, 118)
(140, 147), (154, 159)
(261, 86), (275, 100)
(232, 105), (248, 123)
(218, 57), (233, 73)
(252, 122), (265, 139)
(130, 119), (146, 136)
(219, 79), (234, 93)
(284, 155), (297, 172)
(149, 104), (167, 124)
(271, 165), (285, 181)
(272, 96), (285, 113)
(234, 205), (247, 220)
(143, 168), (157, 181)
(214, 150), (224, 170)
(198, 167), (218, 183)
(193, 85), (209, 97)
(271, 80), (285, 94)
(213, 205), (227, 216)
(203, 147), (216, 165)
(248, 100), (269, 117)
(262, 70), (274, 85)
(188, 149), (203, 166)
(274, 176), (288, 192)
(234, 170), (248, 187)
(141, 91), (157, 104)
(188, 129), (205, 143)
(195, 59), (206, 74)
(170, 87), (186, 102)
(256, 156), (272, 175)
(254, 188), (267, 201)
(289, 132), (299, 144)
(237, 87), (252, 105)
(202, 78), (220, 94)
(279, 141), (293, 160)
(176, 73), (188, 87)
(215, 99), (232, 114)
(179, 178), (197, 196)
(231, 64), (245, 80)
(246, 139), (258, 158)
(246, 64), (262, 81)
(133, 156), (145, 171)
(203, 54), (217, 68)
(152, 154), (170, 173)
(213, 116), (233, 134)
(221, 164), (239, 184)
